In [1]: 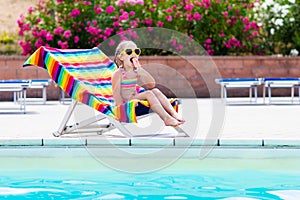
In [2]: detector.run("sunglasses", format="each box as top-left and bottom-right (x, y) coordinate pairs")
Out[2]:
(121, 48), (141, 56)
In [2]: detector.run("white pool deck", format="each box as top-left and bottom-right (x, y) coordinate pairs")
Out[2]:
(0, 98), (300, 147)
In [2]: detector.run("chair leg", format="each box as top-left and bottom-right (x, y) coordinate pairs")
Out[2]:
(291, 86), (295, 103)
(23, 89), (26, 114)
(249, 87), (252, 102)
(263, 86), (266, 104)
(54, 100), (77, 137)
(299, 86), (300, 103)
(268, 85), (272, 104)
(254, 86), (258, 103)
(42, 86), (47, 104)
(223, 86), (227, 103)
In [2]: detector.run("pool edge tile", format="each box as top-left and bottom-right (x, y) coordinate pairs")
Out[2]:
(86, 138), (130, 146)
(263, 139), (300, 146)
(0, 139), (42, 146)
(131, 138), (174, 146)
(175, 138), (218, 146)
(43, 138), (86, 146)
(219, 139), (263, 146)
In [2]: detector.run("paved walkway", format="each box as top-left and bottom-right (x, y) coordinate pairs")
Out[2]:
(0, 98), (300, 146)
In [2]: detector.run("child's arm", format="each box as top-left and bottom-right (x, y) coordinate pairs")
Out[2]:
(111, 70), (123, 106)
(132, 58), (156, 89)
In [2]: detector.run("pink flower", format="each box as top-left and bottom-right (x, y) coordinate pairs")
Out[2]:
(171, 39), (177, 47)
(32, 29), (39, 37)
(45, 32), (53, 41)
(104, 27), (114, 37)
(63, 30), (72, 39)
(149, 7), (156, 12)
(152, 0), (158, 6)
(166, 15), (172, 22)
(113, 21), (121, 27)
(184, 3), (194, 12)
(56, 0), (63, 3)
(243, 17), (249, 25)
(218, 31), (225, 37)
(35, 38), (44, 48)
(186, 14), (193, 21)
(166, 8), (172, 13)
(250, 22), (259, 31)
(205, 38), (212, 44)
(74, 36), (79, 43)
(82, 1), (92, 5)
(120, 11), (129, 21)
(202, 0), (212, 9)
(176, 44), (184, 51)
(144, 19), (153, 25)
(54, 26), (64, 35)
(58, 40), (69, 49)
(222, 11), (228, 18)
(207, 49), (214, 55)
(136, 0), (144, 5)
(28, 6), (34, 14)
(249, 31), (258, 39)
(18, 40), (32, 55)
(70, 8), (81, 18)
(148, 27), (153, 32)
(129, 20), (138, 28)
(129, 11), (135, 16)
(225, 37), (240, 48)
(108, 39), (115, 46)
(106, 5), (115, 14)
(157, 21), (164, 27)
(243, 24), (250, 32)
(94, 4), (103, 14)
(116, 0), (126, 6)
(39, 30), (47, 37)
(193, 12), (202, 20)
(86, 26), (101, 35)
(172, 5), (177, 10)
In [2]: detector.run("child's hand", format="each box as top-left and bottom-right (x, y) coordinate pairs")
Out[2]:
(131, 57), (141, 70)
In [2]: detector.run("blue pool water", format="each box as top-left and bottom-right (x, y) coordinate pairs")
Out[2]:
(0, 147), (300, 199)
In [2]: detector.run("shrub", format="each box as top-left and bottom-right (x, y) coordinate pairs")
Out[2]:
(18, 0), (265, 56)
(255, 0), (300, 55)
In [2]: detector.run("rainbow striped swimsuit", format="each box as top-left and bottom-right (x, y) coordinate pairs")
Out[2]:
(120, 69), (138, 102)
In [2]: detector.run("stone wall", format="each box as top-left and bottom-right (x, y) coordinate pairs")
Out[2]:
(0, 55), (299, 100)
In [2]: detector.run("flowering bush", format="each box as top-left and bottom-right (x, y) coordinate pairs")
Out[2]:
(254, 0), (300, 55)
(18, 0), (265, 56)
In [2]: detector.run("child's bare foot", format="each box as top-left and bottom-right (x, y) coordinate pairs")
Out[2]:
(164, 117), (182, 126)
(171, 113), (185, 123)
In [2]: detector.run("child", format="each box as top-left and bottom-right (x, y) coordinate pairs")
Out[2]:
(112, 40), (184, 126)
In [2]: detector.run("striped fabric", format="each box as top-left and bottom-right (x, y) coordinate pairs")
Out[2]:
(23, 46), (177, 123)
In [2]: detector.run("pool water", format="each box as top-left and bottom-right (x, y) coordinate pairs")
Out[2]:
(1, 170), (300, 199)
(0, 147), (300, 199)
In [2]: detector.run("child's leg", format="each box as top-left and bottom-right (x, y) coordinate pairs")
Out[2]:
(151, 88), (185, 122)
(131, 91), (182, 126)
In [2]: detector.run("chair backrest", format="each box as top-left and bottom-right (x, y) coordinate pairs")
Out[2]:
(23, 46), (118, 113)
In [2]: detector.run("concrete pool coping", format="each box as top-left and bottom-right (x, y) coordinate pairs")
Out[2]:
(1, 138), (300, 147)
(1, 98), (300, 147)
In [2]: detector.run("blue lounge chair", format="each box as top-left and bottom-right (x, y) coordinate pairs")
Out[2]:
(215, 78), (262, 103)
(0, 80), (31, 113)
(262, 77), (300, 104)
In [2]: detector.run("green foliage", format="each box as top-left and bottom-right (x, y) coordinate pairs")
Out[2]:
(17, 0), (265, 56)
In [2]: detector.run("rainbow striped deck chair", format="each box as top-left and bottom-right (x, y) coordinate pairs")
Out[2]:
(23, 46), (187, 137)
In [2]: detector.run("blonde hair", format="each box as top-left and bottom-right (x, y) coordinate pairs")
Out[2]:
(114, 40), (137, 68)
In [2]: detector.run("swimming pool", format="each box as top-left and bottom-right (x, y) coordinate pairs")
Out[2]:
(0, 147), (300, 199)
